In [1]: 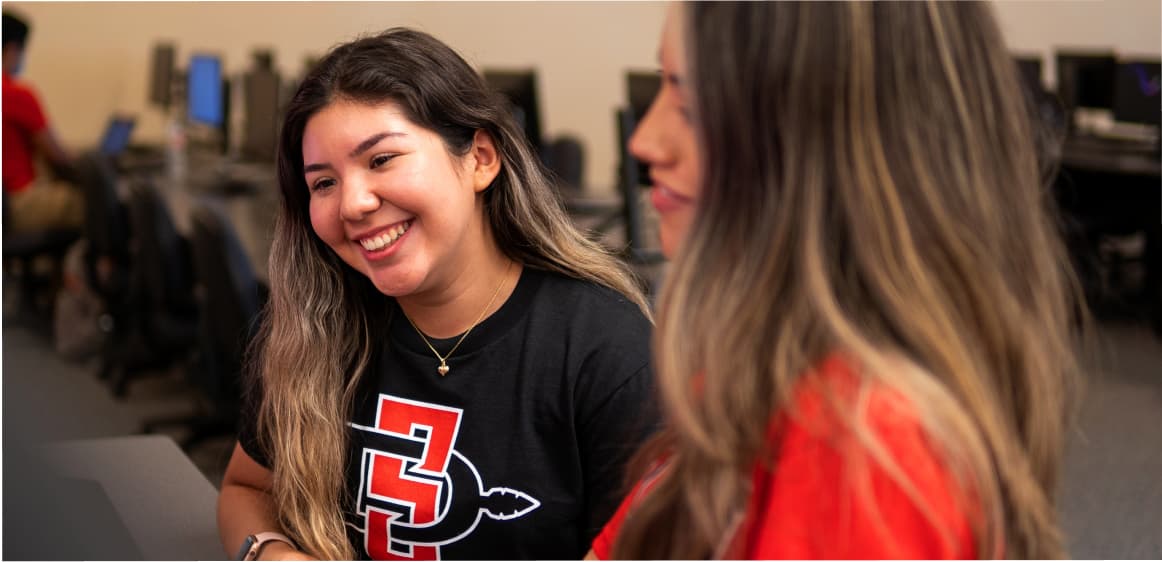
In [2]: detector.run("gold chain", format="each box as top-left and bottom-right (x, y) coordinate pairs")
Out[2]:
(403, 261), (514, 376)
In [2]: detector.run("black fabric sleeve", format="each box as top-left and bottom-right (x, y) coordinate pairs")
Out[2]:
(576, 362), (659, 545)
(236, 377), (271, 468)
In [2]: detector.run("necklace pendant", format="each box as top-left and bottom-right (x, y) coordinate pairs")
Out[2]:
(437, 362), (450, 376)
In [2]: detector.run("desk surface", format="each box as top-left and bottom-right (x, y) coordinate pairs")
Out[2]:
(562, 191), (621, 216)
(1062, 136), (1161, 178)
(40, 435), (225, 560)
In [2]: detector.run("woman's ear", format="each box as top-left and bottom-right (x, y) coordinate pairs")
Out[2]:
(469, 129), (502, 193)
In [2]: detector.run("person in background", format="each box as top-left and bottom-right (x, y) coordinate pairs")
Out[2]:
(590, 2), (1084, 559)
(2, 10), (82, 232)
(217, 28), (655, 560)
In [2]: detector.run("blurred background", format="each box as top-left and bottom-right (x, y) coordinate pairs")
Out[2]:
(2, 1), (1160, 560)
(3, 1), (1157, 193)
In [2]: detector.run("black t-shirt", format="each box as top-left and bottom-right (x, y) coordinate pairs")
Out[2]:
(239, 268), (656, 560)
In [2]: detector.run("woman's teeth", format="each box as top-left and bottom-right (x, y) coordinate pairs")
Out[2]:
(360, 221), (410, 251)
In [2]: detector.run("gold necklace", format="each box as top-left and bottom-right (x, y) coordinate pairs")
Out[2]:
(403, 261), (514, 376)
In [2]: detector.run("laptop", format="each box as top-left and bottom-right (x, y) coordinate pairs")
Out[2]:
(98, 115), (136, 157)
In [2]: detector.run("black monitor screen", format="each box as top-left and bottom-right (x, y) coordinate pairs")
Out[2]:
(243, 69), (281, 161)
(149, 43), (175, 109)
(1112, 60), (1161, 127)
(483, 70), (543, 154)
(188, 55), (224, 127)
(625, 72), (661, 187)
(1056, 51), (1117, 110)
(627, 72), (661, 122)
(1014, 56), (1043, 93)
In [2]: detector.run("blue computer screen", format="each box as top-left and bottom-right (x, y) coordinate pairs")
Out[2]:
(99, 117), (135, 156)
(188, 55), (223, 126)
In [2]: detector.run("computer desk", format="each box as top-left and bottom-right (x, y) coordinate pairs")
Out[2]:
(562, 189), (623, 235)
(1062, 134), (1161, 178)
(129, 154), (279, 282)
(1058, 133), (1161, 334)
(39, 435), (226, 560)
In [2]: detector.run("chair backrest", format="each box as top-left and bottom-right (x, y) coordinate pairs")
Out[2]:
(125, 180), (195, 314)
(542, 136), (585, 193)
(75, 152), (132, 298)
(75, 152), (129, 260)
(188, 202), (263, 404)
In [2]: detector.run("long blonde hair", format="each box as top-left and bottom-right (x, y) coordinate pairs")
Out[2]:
(254, 28), (649, 559)
(613, 2), (1083, 558)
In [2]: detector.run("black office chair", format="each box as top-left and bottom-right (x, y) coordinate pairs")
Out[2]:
(144, 202), (266, 450)
(542, 135), (585, 194)
(73, 152), (140, 380)
(112, 180), (201, 396)
(2, 188), (80, 334)
(76, 152), (131, 285)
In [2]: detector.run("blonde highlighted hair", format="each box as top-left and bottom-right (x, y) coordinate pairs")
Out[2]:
(613, 2), (1082, 558)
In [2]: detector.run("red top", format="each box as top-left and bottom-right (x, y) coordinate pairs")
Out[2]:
(3, 73), (49, 193)
(592, 355), (977, 559)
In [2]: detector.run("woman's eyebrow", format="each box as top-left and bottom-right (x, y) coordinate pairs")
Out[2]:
(303, 131), (408, 174)
(348, 131), (407, 159)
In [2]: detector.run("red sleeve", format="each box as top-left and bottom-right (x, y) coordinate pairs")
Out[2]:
(6, 82), (49, 133)
(589, 480), (637, 560)
(743, 385), (976, 559)
(590, 460), (670, 560)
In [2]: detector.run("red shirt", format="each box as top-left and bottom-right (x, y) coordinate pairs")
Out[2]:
(592, 356), (977, 559)
(3, 73), (49, 193)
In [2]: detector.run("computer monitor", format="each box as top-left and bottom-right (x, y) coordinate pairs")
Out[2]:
(242, 68), (281, 162)
(188, 54), (225, 127)
(1112, 60), (1161, 128)
(1014, 56), (1043, 93)
(251, 48), (275, 72)
(149, 42), (176, 110)
(483, 70), (543, 156)
(625, 71), (661, 187)
(1055, 50), (1117, 111)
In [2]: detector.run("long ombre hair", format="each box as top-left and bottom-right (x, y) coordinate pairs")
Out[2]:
(613, 3), (1082, 559)
(254, 28), (649, 559)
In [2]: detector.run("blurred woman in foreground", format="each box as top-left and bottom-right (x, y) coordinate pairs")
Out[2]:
(590, 2), (1083, 558)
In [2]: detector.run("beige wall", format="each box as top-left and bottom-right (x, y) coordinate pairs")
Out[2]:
(8, 1), (1160, 193)
(993, 0), (1161, 87)
(10, 1), (665, 193)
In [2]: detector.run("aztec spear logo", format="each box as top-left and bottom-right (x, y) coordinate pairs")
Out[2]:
(349, 394), (540, 560)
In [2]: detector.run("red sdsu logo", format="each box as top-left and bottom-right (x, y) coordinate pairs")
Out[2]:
(349, 394), (540, 560)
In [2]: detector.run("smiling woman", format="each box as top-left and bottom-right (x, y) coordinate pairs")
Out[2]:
(301, 100), (497, 301)
(216, 28), (657, 561)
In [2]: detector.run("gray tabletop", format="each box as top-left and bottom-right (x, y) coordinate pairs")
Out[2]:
(39, 435), (226, 560)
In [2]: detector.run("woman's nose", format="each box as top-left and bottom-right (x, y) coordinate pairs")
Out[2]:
(628, 97), (668, 171)
(339, 176), (382, 221)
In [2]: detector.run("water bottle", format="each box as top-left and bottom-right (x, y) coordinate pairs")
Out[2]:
(166, 118), (187, 185)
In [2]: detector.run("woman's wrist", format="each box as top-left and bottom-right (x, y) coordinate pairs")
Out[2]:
(255, 539), (299, 561)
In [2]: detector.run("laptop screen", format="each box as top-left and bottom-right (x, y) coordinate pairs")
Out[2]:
(100, 117), (135, 156)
